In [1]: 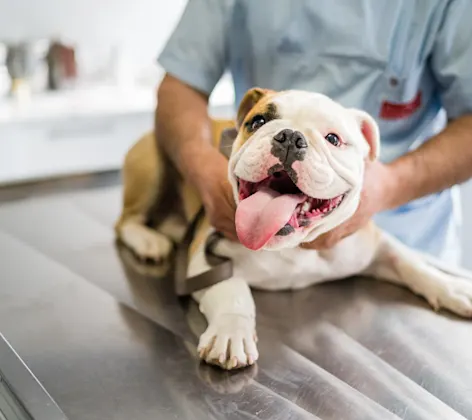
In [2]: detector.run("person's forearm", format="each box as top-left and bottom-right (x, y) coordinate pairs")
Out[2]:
(383, 114), (472, 210)
(155, 74), (225, 188)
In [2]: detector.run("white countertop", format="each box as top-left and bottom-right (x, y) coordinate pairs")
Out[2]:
(0, 74), (235, 125)
(0, 86), (156, 124)
(0, 78), (235, 185)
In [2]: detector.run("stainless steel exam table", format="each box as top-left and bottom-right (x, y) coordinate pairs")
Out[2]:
(0, 172), (471, 420)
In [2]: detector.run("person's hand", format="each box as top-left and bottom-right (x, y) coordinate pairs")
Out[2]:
(196, 150), (238, 242)
(301, 160), (394, 250)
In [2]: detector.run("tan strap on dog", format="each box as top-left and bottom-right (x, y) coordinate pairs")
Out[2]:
(174, 127), (238, 297)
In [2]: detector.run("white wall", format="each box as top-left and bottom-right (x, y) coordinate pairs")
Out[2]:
(0, 0), (234, 102)
(461, 182), (472, 269)
(1, 0), (471, 267)
(0, 0), (188, 84)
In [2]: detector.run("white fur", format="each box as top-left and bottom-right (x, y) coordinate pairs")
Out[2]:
(124, 90), (472, 370)
(229, 91), (367, 248)
(189, 241), (257, 369)
(194, 227), (472, 370)
(192, 90), (472, 370)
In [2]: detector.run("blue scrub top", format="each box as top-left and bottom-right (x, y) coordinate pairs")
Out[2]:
(158, 0), (472, 264)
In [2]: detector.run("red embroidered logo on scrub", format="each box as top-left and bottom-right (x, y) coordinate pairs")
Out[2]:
(380, 91), (422, 120)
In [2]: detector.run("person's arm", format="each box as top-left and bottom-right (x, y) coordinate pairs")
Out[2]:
(155, 75), (237, 240)
(385, 114), (472, 210)
(386, 0), (472, 209)
(153, 0), (237, 239)
(155, 74), (225, 190)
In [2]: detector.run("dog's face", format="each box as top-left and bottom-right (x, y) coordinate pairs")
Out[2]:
(228, 88), (380, 251)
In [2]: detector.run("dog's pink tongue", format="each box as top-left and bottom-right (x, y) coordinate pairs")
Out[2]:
(236, 187), (304, 250)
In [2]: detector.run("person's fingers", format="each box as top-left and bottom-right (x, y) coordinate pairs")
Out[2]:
(224, 189), (237, 210)
(224, 220), (238, 241)
(224, 232), (239, 242)
(310, 224), (359, 250)
(219, 225), (238, 242)
(301, 231), (341, 250)
(303, 241), (328, 250)
(213, 218), (238, 242)
(300, 239), (326, 250)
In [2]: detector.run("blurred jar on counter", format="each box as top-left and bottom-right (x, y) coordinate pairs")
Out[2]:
(0, 38), (77, 100)
(2, 39), (49, 99)
(46, 41), (78, 90)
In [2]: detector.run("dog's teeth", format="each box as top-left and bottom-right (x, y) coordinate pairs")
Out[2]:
(302, 202), (310, 212)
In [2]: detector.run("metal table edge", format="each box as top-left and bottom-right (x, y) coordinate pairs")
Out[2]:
(0, 332), (68, 420)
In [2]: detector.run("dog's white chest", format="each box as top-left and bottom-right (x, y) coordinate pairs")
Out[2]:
(214, 231), (376, 290)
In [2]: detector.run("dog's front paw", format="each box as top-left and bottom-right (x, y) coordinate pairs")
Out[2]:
(429, 277), (472, 317)
(197, 314), (258, 370)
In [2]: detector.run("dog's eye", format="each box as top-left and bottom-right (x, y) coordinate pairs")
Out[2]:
(250, 115), (266, 131)
(325, 133), (342, 147)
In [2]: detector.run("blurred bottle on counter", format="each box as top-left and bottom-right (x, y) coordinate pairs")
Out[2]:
(4, 40), (48, 101)
(1, 39), (78, 101)
(46, 40), (78, 90)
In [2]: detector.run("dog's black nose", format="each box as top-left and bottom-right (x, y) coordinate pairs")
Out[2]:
(273, 129), (307, 149)
(271, 129), (307, 164)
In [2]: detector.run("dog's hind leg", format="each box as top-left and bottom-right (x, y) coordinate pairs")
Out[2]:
(115, 118), (235, 262)
(364, 228), (472, 317)
(115, 132), (178, 262)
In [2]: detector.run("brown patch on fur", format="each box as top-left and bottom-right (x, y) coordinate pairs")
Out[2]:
(236, 88), (275, 128)
(145, 152), (182, 228)
(233, 91), (279, 152)
(114, 131), (162, 231)
(115, 117), (237, 259)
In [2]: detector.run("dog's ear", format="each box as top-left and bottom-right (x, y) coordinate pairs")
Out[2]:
(236, 87), (272, 128)
(350, 109), (380, 160)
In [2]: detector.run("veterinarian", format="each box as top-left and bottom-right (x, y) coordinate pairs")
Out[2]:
(154, 0), (472, 264)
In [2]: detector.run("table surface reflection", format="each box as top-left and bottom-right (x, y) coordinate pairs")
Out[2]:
(0, 172), (470, 420)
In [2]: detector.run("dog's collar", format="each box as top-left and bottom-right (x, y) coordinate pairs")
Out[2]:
(174, 207), (233, 296)
(219, 127), (238, 159)
(173, 127), (238, 296)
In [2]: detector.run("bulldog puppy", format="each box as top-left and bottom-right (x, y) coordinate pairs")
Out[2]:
(116, 88), (472, 370)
